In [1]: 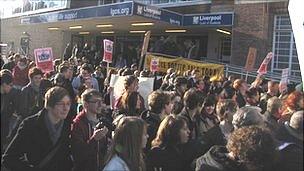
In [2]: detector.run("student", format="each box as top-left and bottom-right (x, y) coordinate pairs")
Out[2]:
(147, 115), (191, 171)
(2, 87), (73, 171)
(196, 126), (277, 171)
(71, 89), (109, 171)
(103, 117), (148, 171)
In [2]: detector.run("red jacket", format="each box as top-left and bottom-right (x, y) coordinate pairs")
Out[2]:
(71, 110), (107, 171)
(12, 65), (29, 87)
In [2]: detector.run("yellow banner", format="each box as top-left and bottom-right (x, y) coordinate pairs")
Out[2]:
(145, 54), (224, 81)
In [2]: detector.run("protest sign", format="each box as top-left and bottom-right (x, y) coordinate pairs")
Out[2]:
(257, 52), (273, 75)
(150, 57), (159, 72)
(244, 47), (257, 72)
(103, 39), (113, 63)
(145, 53), (224, 81)
(139, 31), (151, 70)
(34, 47), (54, 73)
(279, 68), (289, 92)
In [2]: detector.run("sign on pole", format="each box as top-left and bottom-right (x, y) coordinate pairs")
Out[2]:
(139, 31), (151, 71)
(257, 52), (273, 75)
(150, 57), (159, 72)
(280, 68), (289, 93)
(244, 47), (257, 72)
(34, 47), (54, 73)
(103, 39), (113, 63)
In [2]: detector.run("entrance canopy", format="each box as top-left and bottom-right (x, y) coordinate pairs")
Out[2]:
(20, 1), (234, 34)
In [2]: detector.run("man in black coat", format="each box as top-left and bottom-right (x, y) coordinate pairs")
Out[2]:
(2, 86), (73, 171)
(1, 71), (22, 153)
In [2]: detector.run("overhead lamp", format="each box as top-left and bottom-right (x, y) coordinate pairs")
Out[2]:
(131, 22), (154, 26)
(48, 27), (59, 30)
(96, 24), (113, 28)
(216, 29), (231, 35)
(69, 25), (82, 29)
(79, 32), (90, 35)
(165, 29), (186, 33)
(130, 30), (146, 33)
(101, 31), (115, 34)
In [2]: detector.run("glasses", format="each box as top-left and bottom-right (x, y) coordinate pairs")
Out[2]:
(55, 102), (71, 107)
(87, 99), (104, 105)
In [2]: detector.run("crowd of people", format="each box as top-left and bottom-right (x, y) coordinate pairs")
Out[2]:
(0, 51), (303, 171)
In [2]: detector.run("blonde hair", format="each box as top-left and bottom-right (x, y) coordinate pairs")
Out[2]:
(105, 117), (147, 171)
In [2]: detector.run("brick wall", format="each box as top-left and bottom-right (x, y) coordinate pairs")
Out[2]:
(0, 17), (66, 60)
(231, 1), (288, 69)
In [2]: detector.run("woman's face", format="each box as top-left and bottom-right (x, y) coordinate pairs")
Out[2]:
(204, 105), (215, 115)
(164, 102), (173, 115)
(298, 97), (304, 109)
(180, 123), (190, 144)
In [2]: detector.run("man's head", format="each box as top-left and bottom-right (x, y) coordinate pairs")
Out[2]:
(267, 81), (279, 95)
(288, 110), (303, 136)
(148, 90), (172, 115)
(0, 72), (13, 93)
(28, 67), (43, 87)
(227, 126), (276, 171)
(80, 63), (93, 78)
(45, 86), (71, 121)
(174, 76), (188, 94)
(232, 106), (265, 129)
(59, 65), (73, 79)
(266, 96), (282, 119)
(81, 89), (105, 115)
(183, 88), (201, 111)
(245, 88), (260, 106)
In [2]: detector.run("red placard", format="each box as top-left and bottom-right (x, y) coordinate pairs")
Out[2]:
(34, 47), (54, 73)
(257, 52), (273, 75)
(150, 58), (159, 72)
(103, 39), (113, 63)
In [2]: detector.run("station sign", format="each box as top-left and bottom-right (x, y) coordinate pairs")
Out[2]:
(133, 3), (182, 26)
(21, 1), (133, 24)
(183, 13), (234, 26)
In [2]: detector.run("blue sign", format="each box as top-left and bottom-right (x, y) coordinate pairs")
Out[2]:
(21, 1), (133, 24)
(183, 13), (234, 26)
(133, 3), (182, 26)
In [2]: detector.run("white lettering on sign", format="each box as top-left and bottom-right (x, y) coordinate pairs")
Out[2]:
(170, 18), (181, 25)
(64, 12), (78, 20)
(110, 7), (130, 16)
(143, 6), (161, 16)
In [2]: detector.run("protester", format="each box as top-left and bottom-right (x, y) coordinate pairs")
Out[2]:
(196, 126), (277, 171)
(147, 115), (191, 171)
(2, 53), (20, 71)
(103, 117), (147, 171)
(2, 87), (73, 171)
(12, 57), (29, 89)
(71, 89), (109, 171)
(141, 90), (172, 151)
(233, 79), (248, 108)
(279, 91), (304, 124)
(232, 105), (266, 129)
(115, 91), (145, 117)
(260, 81), (279, 113)
(0, 71), (22, 153)
(275, 110), (303, 171)
(19, 67), (45, 118)
(264, 96), (282, 132)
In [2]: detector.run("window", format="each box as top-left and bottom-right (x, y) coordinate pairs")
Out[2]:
(272, 15), (301, 77)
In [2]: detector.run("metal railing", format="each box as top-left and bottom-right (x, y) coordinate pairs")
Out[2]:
(204, 59), (302, 84)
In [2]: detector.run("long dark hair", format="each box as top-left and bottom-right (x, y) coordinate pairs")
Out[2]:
(152, 115), (187, 148)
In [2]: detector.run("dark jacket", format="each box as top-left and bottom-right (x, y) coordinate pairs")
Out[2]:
(1, 88), (22, 151)
(147, 145), (192, 171)
(202, 125), (227, 151)
(235, 91), (246, 108)
(2, 109), (73, 171)
(141, 110), (161, 151)
(71, 110), (108, 171)
(274, 123), (303, 171)
(195, 146), (243, 171)
(20, 84), (44, 118)
(264, 111), (280, 133)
